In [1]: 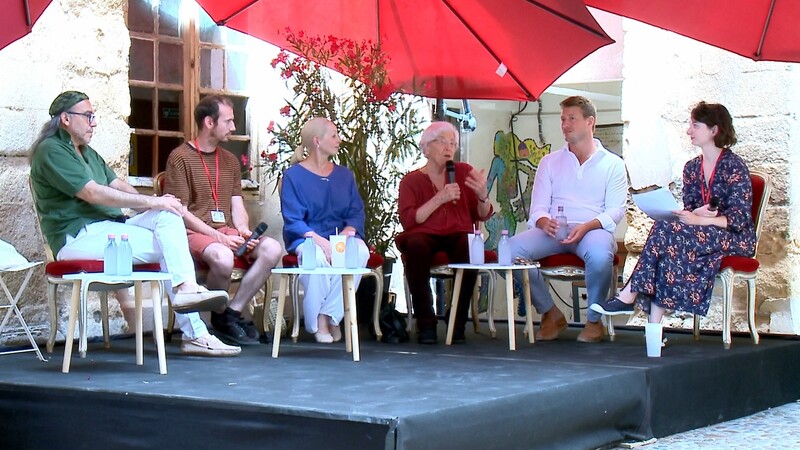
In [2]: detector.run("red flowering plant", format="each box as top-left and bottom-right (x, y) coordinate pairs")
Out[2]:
(264, 29), (425, 256)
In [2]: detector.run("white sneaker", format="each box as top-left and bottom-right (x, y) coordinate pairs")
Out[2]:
(181, 334), (241, 357)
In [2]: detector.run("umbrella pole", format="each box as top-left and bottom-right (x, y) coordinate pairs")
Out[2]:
(24, 0), (32, 27)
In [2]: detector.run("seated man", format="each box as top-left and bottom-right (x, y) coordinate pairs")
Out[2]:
(165, 95), (282, 346)
(508, 96), (627, 343)
(29, 91), (240, 357)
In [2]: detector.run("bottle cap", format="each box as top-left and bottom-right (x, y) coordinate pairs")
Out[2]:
(347, 230), (356, 236)
(108, 234), (115, 239)
(304, 232), (314, 238)
(501, 230), (509, 235)
(121, 234), (129, 240)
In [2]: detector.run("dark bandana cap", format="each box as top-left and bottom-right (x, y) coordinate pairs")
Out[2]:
(48, 91), (89, 117)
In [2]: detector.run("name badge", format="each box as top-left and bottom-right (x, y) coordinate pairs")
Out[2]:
(211, 210), (226, 223)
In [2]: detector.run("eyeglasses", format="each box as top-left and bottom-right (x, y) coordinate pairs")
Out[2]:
(432, 137), (458, 148)
(65, 111), (96, 123)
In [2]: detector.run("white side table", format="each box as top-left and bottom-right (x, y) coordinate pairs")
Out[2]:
(62, 272), (171, 374)
(446, 263), (540, 350)
(271, 267), (370, 362)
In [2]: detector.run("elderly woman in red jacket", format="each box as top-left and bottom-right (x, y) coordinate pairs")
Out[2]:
(396, 121), (493, 345)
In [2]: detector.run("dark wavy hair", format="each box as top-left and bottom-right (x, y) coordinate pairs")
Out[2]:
(691, 101), (737, 148)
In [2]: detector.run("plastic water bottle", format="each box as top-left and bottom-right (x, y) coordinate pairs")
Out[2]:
(345, 231), (359, 269)
(497, 230), (512, 266)
(103, 234), (117, 276)
(117, 234), (133, 276)
(555, 206), (568, 241)
(469, 230), (485, 265)
(301, 233), (317, 270)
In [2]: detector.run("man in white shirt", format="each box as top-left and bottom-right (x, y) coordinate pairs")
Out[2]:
(509, 96), (627, 342)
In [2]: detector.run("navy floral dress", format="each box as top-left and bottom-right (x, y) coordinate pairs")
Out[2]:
(630, 149), (756, 315)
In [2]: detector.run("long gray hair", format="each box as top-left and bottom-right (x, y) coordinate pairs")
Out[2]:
(29, 116), (61, 162)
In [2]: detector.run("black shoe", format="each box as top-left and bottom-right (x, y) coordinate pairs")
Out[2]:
(451, 327), (466, 344)
(237, 318), (260, 340)
(211, 308), (259, 346)
(590, 296), (635, 316)
(418, 328), (438, 345)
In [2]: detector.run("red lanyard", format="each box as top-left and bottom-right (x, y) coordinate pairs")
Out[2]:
(194, 139), (219, 210)
(699, 149), (724, 204)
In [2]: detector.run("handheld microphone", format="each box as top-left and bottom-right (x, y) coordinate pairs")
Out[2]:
(235, 222), (268, 257)
(445, 160), (456, 185)
(708, 196), (720, 212)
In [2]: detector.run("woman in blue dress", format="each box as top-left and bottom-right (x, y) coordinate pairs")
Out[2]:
(280, 118), (369, 343)
(592, 102), (756, 324)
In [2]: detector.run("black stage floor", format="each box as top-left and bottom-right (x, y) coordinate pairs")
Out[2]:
(1, 323), (799, 450)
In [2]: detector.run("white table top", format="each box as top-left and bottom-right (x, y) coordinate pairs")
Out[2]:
(62, 271), (172, 282)
(448, 262), (540, 270)
(274, 267), (371, 275)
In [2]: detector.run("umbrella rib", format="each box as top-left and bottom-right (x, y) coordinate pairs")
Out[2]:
(24, 0), (32, 27)
(214, 0), (261, 25)
(526, 0), (610, 40)
(755, 0), (777, 60)
(440, 0), (535, 100)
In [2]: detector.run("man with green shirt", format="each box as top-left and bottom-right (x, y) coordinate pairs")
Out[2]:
(29, 90), (240, 357)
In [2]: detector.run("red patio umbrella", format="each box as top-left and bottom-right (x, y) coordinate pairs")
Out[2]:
(1, 0), (51, 51)
(196, 0), (614, 101)
(586, 0), (800, 62)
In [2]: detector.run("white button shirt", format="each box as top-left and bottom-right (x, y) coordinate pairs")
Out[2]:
(528, 139), (628, 233)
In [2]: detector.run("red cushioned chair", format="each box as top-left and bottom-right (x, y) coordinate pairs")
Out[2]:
(402, 250), (497, 336)
(695, 170), (771, 349)
(538, 253), (621, 340)
(29, 179), (162, 353)
(280, 251), (385, 341)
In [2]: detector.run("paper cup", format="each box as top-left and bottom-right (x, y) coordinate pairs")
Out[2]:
(330, 235), (346, 267)
(645, 323), (663, 358)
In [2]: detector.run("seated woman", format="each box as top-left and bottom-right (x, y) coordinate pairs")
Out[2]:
(280, 117), (370, 343)
(396, 121), (493, 344)
(592, 102), (756, 327)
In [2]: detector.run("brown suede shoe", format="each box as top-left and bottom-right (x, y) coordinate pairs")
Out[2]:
(577, 320), (605, 343)
(535, 307), (568, 341)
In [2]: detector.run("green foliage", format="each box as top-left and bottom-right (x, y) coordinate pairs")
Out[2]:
(263, 29), (425, 256)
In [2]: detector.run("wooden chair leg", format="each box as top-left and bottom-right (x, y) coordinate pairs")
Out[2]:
(46, 282), (59, 353)
(101, 291), (110, 349)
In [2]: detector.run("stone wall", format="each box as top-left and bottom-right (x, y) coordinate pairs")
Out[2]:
(619, 20), (799, 334)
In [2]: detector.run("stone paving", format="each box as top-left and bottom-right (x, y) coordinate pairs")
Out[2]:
(611, 401), (800, 449)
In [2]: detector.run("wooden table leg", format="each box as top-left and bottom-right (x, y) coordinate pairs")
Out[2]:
(135, 281), (143, 366)
(271, 275), (288, 358)
(79, 282), (90, 358)
(522, 270), (535, 344)
(62, 281), (81, 373)
(150, 280), (167, 375)
(343, 275), (360, 362)
(504, 269), (516, 350)
(445, 269), (464, 346)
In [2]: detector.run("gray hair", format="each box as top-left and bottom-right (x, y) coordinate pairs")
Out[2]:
(419, 121), (459, 156)
(29, 115), (61, 162)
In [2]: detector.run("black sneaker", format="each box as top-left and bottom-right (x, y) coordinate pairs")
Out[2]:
(237, 317), (261, 340)
(418, 328), (438, 345)
(590, 296), (635, 316)
(211, 308), (259, 346)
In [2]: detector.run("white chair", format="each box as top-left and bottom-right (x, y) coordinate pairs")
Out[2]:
(0, 261), (46, 361)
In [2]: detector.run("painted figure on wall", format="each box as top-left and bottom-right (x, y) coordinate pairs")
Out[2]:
(485, 130), (550, 249)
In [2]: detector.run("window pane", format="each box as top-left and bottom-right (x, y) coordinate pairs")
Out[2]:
(128, 0), (154, 34)
(157, 89), (182, 132)
(158, 136), (184, 174)
(198, 10), (222, 45)
(129, 86), (153, 129)
(226, 50), (248, 91)
(230, 96), (248, 136)
(200, 47), (224, 90)
(129, 134), (154, 177)
(158, 42), (183, 84)
(224, 141), (251, 180)
(130, 38), (154, 82)
(158, 0), (181, 37)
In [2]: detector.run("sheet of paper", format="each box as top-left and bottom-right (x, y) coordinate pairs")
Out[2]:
(632, 187), (681, 221)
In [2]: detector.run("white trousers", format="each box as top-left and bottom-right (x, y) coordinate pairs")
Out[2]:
(297, 238), (369, 334)
(58, 210), (207, 340)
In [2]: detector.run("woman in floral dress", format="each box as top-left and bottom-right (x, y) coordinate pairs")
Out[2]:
(591, 102), (756, 323)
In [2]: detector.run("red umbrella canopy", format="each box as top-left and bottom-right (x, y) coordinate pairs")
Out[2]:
(196, 0), (614, 101)
(1, 0), (51, 51)
(587, 0), (800, 62)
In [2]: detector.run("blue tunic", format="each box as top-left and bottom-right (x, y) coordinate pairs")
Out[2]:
(630, 149), (757, 315)
(280, 163), (366, 253)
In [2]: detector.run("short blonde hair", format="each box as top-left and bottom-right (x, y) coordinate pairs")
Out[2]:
(291, 117), (334, 164)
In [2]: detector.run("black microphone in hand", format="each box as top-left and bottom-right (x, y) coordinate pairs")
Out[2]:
(445, 160), (456, 184)
(235, 222), (268, 257)
(708, 196), (720, 212)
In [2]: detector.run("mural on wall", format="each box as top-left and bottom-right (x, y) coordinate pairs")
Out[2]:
(484, 130), (551, 249)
